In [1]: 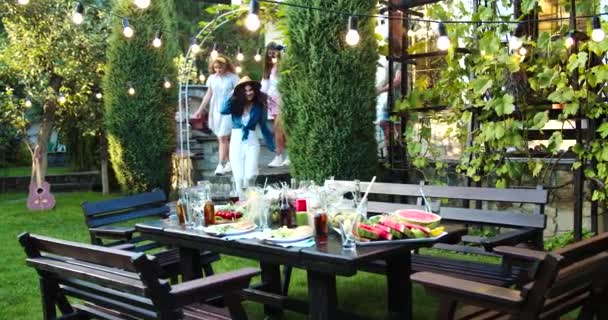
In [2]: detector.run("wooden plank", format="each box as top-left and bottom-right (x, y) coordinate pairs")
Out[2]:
(88, 206), (169, 228)
(440, 207), (546, 229)
(29, 234), (140, 272)
(82, 189), (167, 216)
(62, 286), (157, 319)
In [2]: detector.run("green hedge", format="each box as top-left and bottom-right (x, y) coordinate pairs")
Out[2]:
(280, 0), (378, 183)
(103, 0), (178, 192)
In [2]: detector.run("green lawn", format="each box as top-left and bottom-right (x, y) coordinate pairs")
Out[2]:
(1, 191), (533, 320)
(0, 166), (74, 177)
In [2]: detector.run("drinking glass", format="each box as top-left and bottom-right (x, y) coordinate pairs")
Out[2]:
(339, 210), (362, 251)
(188, 187), (205, 230)
(259, 198), (271, 231)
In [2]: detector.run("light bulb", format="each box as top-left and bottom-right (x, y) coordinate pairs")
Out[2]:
(518, 47), (527, 56)
(191, 43), (200, 54)
(592, 17), (605, 43)
(235, 66), (242, 74)
(407, 29), (415, 37)
(254, 48), (262, 62)
(128, 87), (135, 95)
(437, 36), (451, 51)
(245, 14), (260, 31)
(509, 36), (522, 51)
(199, 73), (206, 82)
(345, 30), (360, 46)
(152, 37), (162, 48)
(72, 12), (83, 25)
(565, 33), (575, 48)
(163, 80), (171, 89)
(17, 0), (29, 5)
(95, 92), (102, 99)
(134, 0), (150, 9)
(25, 98), (32, 107)
(210, 49), (219, 60)
(122, 19), (134, 38)
(237, 52), (244, 61)
(58, 94), (66, 104)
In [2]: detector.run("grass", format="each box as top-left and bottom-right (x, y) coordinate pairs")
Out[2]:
(0, 166), (74, 177)
(6, 191), (561, 320)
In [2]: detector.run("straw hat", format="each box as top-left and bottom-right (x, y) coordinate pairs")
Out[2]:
(234, 76), (261, 92)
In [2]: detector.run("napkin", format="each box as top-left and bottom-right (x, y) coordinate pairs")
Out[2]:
(222, 231), (266, 241)
(275, 238), (316, 248)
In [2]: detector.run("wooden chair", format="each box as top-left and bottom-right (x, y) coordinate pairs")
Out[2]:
(19, 232), (259, 320)
(82, 189), (220, 279)
(412, 232), (608, 320)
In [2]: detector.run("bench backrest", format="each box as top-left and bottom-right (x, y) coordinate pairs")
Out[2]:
(18, 232), (176, 319)
(82, 189), (170, 228)
(324, 180), (548, 230)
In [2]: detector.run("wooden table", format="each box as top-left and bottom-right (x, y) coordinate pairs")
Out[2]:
(136, 220), (463, 320)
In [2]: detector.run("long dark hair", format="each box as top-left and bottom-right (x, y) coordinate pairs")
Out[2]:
(230, 84), (267, 117)
(263, 43), (282, 79)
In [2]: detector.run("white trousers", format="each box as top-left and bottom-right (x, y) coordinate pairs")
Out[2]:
(229, 128), (260, 191)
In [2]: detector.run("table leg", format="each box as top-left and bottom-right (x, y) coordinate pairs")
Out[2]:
(260, 262), (283, 317)
(179, 247), (202, 281)
(386, 252), (411, 319)
(307, 270), (337, 320)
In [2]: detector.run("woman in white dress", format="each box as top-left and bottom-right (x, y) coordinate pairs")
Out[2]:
(193, 56), (240, 175)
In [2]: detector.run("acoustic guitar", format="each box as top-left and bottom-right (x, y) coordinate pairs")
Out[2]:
(27, 146), (56, 211)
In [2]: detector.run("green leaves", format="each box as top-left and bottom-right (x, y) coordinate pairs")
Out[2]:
(489, 94), (515, 116)
(520, 0), (538, 15)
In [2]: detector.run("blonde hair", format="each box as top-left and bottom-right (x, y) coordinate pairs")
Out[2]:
(208, 55), (235, 74)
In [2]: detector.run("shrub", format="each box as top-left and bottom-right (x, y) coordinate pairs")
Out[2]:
(103, 0), (178, 193)
(280, 0), (378, 183)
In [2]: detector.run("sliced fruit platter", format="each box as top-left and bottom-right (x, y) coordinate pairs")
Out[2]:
(214, 204), (244, 224)
(354, 209), (446, 246)
(262, 225), (314, 243)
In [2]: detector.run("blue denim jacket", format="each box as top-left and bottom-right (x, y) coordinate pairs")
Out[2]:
(220, 98), (276, 153)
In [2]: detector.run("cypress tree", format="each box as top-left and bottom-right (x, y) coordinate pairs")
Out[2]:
(281, 0), (378, 183)
(104, 0), (178, 192)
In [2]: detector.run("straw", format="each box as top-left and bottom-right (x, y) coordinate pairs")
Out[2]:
(263, 177), (268, 190)
(357, 176), (376, 211)
(419, 187), (433, 213)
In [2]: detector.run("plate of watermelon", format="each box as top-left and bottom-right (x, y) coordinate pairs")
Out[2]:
(354, 209), (447, 246)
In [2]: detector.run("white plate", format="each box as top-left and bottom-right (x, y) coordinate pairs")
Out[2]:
(261, 232), (313, 243)
(355, 232), (448, 246)
(203, 222), (257, 236)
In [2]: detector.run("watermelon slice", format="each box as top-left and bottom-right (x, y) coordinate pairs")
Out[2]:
(379, 217), (407, 233)
(374, 224), (401, 239)
(357, 223), (380, 240)
(394, 209), (441, 228)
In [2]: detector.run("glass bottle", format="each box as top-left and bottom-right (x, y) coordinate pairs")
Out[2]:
(279, 186), (292, 227)
(177, 188), (190, 226)
(354, 179), (361, 207)
(203, 189), (215, 226)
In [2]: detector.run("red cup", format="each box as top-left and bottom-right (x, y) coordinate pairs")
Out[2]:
(295, 198), (307, 212)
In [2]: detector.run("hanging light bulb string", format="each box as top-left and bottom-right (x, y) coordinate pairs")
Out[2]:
(256, 0), (608, 26)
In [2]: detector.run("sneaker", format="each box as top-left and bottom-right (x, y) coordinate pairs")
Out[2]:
(214, 163), (224, 176)
(267, 155), (283, 167)
(281, 156), (291, 166)
(223, 161), (232, 173)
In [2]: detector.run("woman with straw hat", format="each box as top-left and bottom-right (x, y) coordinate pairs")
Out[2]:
(192, 55), (239, 175)
(221, 76), (275, 191)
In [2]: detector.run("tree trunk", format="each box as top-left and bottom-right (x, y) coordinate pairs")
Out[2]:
(34, 100), (57, 179)
(100, 133), (110, 195)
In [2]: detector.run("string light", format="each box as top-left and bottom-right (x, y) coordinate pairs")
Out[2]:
(236, 47), (244, 61)
(592, 16), (606, 42)
(235, 65), (242, 74)
(199, 72), (206, 83)
(72, 2), (85, 25)
(95, 92), (103, 99)
(210, 43), (219, 59)
(254, 48), (262, 62)
(24, 97), (32, 107)
(245, 0), (261, 31)
(17, 0), (29, 5)
(509, 23), (524, 51)
(58, 94), (66, 104)
(127, 83), (135, 95)
(436, 22), (451, 51)
(406, 21), (416, 37)
(163, 77), (171, 89)
(122, 18), (134, 38)
(518, 46), (527, 56)
(152, 30), (162, 48)
(190, 37), (200, 54)
(134, 0), (150, 9)
(345, 16), (360, 46)
(565, 31), (575, 48)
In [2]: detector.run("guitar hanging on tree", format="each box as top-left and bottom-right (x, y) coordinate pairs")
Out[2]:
(27, 145), (56, 211)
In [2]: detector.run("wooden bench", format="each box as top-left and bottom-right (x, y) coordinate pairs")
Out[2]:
(324, 180), (549, 287)
(82, 189), (220, 279)
(19, 232), (259, 320)
(412, 232), (608, 320)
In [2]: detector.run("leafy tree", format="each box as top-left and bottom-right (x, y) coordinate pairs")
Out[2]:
(104, 0), (178, 192)
(280, 0), (378, 182)
(0, 0), (109, 177)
